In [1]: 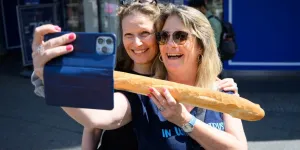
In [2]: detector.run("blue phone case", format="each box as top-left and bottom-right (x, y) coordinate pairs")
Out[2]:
(43, 32), (116, 110)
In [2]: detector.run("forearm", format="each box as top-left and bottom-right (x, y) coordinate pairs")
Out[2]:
(61, 107), (115, 129)
(62, 97), (132, 130)
(189, 120), (247, 150)
(82, 127), (102, 150)
(32, 72), (132, 130)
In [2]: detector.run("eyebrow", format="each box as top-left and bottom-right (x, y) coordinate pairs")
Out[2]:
(124, 30), (153, 36)
(124, 33), (133, 36)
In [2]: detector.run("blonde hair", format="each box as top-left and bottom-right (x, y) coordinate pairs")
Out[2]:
(115, 3), (161, 72)
(153, 4), (222, 89)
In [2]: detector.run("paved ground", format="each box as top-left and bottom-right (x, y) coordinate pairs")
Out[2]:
(0, 52), (299, 150)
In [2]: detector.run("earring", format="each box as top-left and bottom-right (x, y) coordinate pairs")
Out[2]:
(159, 54), (163, 62)
(198, 55), (203, 63)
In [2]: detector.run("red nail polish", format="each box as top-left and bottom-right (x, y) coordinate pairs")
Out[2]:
(54, 26), (61, 31)
(66, 45), (73, 51)
(147, 94), (151, 97)
(68, 33), (75, 40)
(149, 88), (154, 92)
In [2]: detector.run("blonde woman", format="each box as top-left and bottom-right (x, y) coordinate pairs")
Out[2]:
(143, 4), (247, 149)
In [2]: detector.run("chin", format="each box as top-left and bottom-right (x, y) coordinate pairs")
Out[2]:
(135, 58), (153, 64)
(165, 65), (181, 72)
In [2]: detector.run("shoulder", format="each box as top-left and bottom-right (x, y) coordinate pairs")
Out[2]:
(209, 18), (222, 27)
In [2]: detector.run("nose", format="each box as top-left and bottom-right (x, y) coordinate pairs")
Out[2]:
(133, 36), (143, 46)
(166, 36), (177, 48)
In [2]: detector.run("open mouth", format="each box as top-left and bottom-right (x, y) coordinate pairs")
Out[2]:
(167, 53), (183, 59)
(132, 49), (149, 54)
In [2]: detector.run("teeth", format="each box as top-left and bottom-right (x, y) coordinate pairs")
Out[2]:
(133, 49), (147, 54)
(167, 53), (183, 56)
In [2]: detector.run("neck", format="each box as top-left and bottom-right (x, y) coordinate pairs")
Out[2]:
(167, 69), (197, 86)
(168, 68), (198, 111)
(132, 63), (152, 75)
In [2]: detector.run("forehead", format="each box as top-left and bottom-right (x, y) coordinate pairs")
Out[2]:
(162, 15), (189, 32)
(122, 13), (155, 32)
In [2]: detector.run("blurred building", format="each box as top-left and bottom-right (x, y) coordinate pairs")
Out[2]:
(0, 0), (299, 71)
(0, 0), (120, 66)
(184, 0), (300, 71)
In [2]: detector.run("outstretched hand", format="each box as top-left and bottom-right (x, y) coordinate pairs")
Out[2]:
(32, 24), (75, 80)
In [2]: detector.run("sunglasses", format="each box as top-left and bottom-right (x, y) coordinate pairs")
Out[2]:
(156, 31), (190, 45)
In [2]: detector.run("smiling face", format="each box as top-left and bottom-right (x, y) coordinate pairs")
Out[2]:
(122, 13), (158, 65)
(159, 14), (202, 74)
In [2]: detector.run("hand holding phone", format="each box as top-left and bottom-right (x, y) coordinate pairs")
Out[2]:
(43, 32), (116, 110)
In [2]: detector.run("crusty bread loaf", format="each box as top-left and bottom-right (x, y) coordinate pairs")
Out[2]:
(114, 71), (265, 121)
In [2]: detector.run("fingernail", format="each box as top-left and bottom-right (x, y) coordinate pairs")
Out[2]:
(66, 45), (73, 51)
(149, 88), (154, 92)
(163, 88), (167, 92)
(68, 33), (75, 40)
(147, 94), (151, 97)
(54, 26), (61, 31)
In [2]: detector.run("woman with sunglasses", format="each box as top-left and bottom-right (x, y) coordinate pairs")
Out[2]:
(30, 3), (241, 150)
(142, 4), (247, 149)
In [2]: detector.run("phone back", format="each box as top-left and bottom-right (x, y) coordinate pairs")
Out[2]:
(43, 32), (116, 110)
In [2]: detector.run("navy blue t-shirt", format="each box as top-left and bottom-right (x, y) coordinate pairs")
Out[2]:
(129, 95), (225, 150)
(99, 70), (151, 150)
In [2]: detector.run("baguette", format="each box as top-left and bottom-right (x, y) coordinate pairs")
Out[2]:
(114, 71), (265, 121)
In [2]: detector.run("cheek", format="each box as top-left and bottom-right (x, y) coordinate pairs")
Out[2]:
(159, 45), (167, 54)
(145, 37), (158, 53)
(123, 38), (131, 48)
(185, 41), (200, 56)
(149, 35), (157, 44)
(123, 39), (132, 53)
(146, 36), (157, 47)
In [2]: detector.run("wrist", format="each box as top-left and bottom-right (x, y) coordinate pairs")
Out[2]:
(176, 112), (192, 127)
(181, 114), (197, 133)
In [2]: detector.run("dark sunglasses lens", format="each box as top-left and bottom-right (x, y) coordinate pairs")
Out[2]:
(157, 31), (169, 45)
(173, 31), (188, 45)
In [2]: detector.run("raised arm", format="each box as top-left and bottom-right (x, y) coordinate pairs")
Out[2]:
(61, 92), (132, 129)
(31, 24), (133, 130)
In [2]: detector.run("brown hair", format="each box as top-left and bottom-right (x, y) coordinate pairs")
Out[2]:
(115, 2), (161, 72)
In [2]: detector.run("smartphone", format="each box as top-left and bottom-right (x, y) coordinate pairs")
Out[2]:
(43, 32), (116, 110)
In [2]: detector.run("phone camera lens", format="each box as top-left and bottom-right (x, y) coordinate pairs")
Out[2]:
(102, 46), (109, 54)
(98, 38), (104, 44)
(106, 38), (112, 45)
